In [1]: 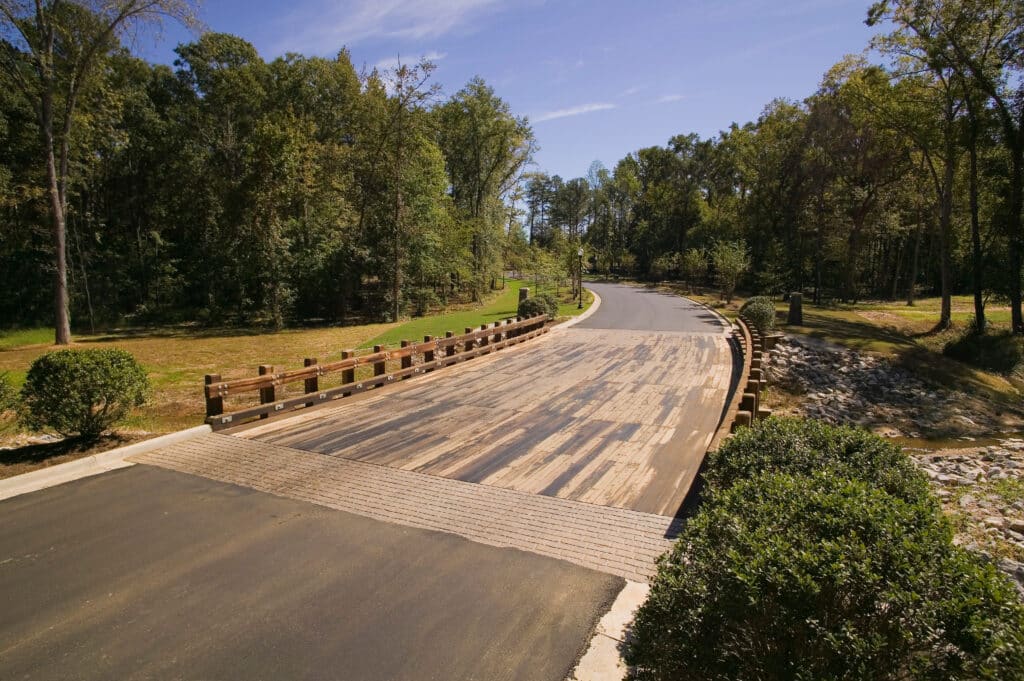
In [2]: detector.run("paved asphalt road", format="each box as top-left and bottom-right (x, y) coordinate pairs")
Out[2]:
(580, 281), (729, 333)
(0, 466), (623, 681)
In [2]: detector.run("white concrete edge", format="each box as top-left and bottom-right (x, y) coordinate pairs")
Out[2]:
(552, 285), (602, 332)
(684, 294), (734, 333)
(0, 424), (212, 502)
(571, 580), (650, 680)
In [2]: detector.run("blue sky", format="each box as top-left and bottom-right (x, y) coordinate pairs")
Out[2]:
(139, 0), (877, 180)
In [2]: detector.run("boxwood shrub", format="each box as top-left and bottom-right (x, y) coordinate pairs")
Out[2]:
(739, 295), (776, 331)
(517, 292), (558, 319)
(626, 472), (1024, 681)
(538, 292), (560, 318)
(20, 348), (149, 439)
(517, 297), (547, 318)
(705, 417), (931, 503)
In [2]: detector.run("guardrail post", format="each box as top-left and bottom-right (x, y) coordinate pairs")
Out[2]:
(479, 324), (489, 349)
(373, 345), (386, 377)
(446, 331), (456, 357)
(258, 365), (275, 419)
(341, 350), (354, 397)
(423, 335), (435, 371)
(204, 374), (223, 418)
(303, 358), (318, 407)
(464, 327), (475, 352)
(400, 340), (413, 379)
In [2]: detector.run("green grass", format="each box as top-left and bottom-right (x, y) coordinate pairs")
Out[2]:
(0, 328), (54, 350)
(361, 279), (593, 349)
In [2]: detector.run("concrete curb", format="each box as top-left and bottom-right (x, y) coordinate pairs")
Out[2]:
(552, 286), (602, 331)
(686, 294), (733, 332)
(0, 424), (212, 502)
(571, 581), (649, 680)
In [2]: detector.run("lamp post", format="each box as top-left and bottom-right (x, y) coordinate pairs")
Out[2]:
(577, 247), (584, 310)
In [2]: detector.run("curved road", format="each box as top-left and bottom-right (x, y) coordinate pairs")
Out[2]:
(580, 281), (730, 333)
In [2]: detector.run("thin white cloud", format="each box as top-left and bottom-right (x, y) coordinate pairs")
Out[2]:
(375, 51), (447, 72)
(657, 94), (685, 103)
(279, 0), (505, 53)
(620, 86), (643, 97)
(534, 103), (615, 123)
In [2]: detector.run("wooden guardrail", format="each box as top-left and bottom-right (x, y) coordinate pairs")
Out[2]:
(707, 316), (775, 451)
(204, 313), (550, 429)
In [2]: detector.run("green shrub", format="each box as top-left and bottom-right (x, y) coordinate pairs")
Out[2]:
(706, 417), (931, 503)
(626, 472), (1024, 681)
(739, 295), (776, 331)
(20, 349), (149, 439)
(517, 297), (547, 318)
(538, 292), (559, 317)
(517, 293), (558, 319)
(0, 372), (16, 413)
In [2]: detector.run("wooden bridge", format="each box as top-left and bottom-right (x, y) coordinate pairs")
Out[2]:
(201, 282), (736, 517)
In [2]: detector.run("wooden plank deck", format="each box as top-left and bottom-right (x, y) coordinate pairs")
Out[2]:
(237, 324), (734, 516)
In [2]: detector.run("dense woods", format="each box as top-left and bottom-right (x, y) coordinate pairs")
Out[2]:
(0, 0), (1022, 343)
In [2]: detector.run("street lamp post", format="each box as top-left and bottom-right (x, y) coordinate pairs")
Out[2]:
(577, 247), (584, 310)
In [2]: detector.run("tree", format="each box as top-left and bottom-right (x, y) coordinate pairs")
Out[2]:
(680, 247), (706, 292)
(870, 0), (1024, 333)
(436, 77), (533, 301)
(0, 0), (197, 344)
(712, 240), (749, 302)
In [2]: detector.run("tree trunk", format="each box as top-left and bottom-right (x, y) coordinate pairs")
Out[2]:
(42, 90), (71, 345)
(967, 115), (985, 333)
(937, 151), (954, 329)
(907, 217), (923, 307)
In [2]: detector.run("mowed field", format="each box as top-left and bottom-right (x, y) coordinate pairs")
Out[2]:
(0, 281), (592, 436)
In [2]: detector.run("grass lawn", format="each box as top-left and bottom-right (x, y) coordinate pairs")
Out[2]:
(0, 279), (590, 442)
(361, 279), (593, 348)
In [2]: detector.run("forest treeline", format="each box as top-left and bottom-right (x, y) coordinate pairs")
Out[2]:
(533, 0), (1024, 334)
(0, 0), (1022, 339)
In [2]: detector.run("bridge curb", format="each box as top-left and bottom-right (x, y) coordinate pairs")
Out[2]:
(0, 424), (212, 501)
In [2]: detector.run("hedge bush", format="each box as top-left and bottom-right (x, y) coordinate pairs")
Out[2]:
(539, 292), (560, 317)
(739, 295), (776, 331)
(705, 417), (931, 503)
(20, 348), (149, 439)
(517, 292), (558, 319)
(626, 472), (1024, 681)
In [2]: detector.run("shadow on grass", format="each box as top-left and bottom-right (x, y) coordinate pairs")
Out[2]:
(787, 311), (1023, 411)
(0, 433), (131, 470)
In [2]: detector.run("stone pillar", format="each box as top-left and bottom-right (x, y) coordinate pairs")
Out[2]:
(788, 292), (803, 325)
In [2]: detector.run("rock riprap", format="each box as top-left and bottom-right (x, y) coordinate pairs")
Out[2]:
(911, 440), (1024, 592)
(770, 337), (1005, 437)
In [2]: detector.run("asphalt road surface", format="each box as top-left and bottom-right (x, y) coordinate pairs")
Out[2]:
(580, 281), (729, 333)
(0, 466), (623, 681)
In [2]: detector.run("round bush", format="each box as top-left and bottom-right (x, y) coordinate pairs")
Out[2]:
(706, 417), (931, 503)
(20, 348), (149, 438)
(626, 472), (1024, 681)
(739, 295), (776, 331)
(517, 297), (547, 318)
(538, 292), (559, 318)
